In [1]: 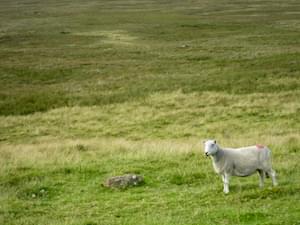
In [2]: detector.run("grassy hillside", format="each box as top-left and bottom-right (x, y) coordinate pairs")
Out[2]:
(0, 0), (300, 224)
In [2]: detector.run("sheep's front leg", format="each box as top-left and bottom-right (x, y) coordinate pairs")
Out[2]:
(222, 174), (230, 194)
(269, 169), (278, 186)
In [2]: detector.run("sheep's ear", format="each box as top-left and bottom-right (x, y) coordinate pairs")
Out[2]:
(214, 140), (217, 144)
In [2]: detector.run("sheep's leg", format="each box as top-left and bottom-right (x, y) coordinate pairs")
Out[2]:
(222, 174), (230, 194)
(258, 170), (265, 188)
(268, 169), (278, 186)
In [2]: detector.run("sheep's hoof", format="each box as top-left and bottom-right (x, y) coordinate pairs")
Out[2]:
(223, 190), (229, 194)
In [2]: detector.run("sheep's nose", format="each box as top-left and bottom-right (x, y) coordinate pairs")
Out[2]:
(205, 152), (209, 157)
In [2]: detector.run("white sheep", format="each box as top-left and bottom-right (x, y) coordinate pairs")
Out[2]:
(203, 140), (278, 193)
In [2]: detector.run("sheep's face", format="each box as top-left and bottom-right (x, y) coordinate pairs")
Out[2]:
(204, 140), (218, 156)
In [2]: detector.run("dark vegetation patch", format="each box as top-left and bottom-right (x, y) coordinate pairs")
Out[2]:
(74, 144), (89, 152)
(239, 212), (268, 223)
(2, 171), (44, 187)
(169, 172), (206, 185)
(241, 186), (300, 202)
(286, 137), (300, 153)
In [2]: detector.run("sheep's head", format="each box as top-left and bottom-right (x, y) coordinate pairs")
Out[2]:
(203, 139), (218, 156)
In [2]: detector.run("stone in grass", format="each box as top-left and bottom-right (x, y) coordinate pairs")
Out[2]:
(104, 174), (144, 189)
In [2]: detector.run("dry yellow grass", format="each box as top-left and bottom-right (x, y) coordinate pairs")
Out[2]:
(1, 90), (299, 145)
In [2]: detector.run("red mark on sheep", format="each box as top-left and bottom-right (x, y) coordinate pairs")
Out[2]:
(256, 144), (265, 149)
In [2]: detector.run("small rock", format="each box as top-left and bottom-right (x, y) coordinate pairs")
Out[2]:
(32, 193), (36, 198)
(103, 174), (144, 189)
(180, 44), (189, 48)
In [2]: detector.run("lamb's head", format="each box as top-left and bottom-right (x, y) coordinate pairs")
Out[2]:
(203, 139), (219, 156)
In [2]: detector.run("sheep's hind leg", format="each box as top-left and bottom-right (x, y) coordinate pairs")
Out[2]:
(257, 169), (265, 188)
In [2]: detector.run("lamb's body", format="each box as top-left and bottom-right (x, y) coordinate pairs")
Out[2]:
(204, 140), (277, 193)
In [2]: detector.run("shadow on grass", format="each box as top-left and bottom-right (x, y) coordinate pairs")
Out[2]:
(240, 185), (300, 202)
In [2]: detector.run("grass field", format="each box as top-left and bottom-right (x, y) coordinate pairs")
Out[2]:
(1, 0), (300, 224)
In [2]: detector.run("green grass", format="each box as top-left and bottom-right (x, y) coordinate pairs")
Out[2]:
(0, 0), (300, 224)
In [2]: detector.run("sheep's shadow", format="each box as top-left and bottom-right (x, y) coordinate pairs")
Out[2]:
(229, 183), (299, 201)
